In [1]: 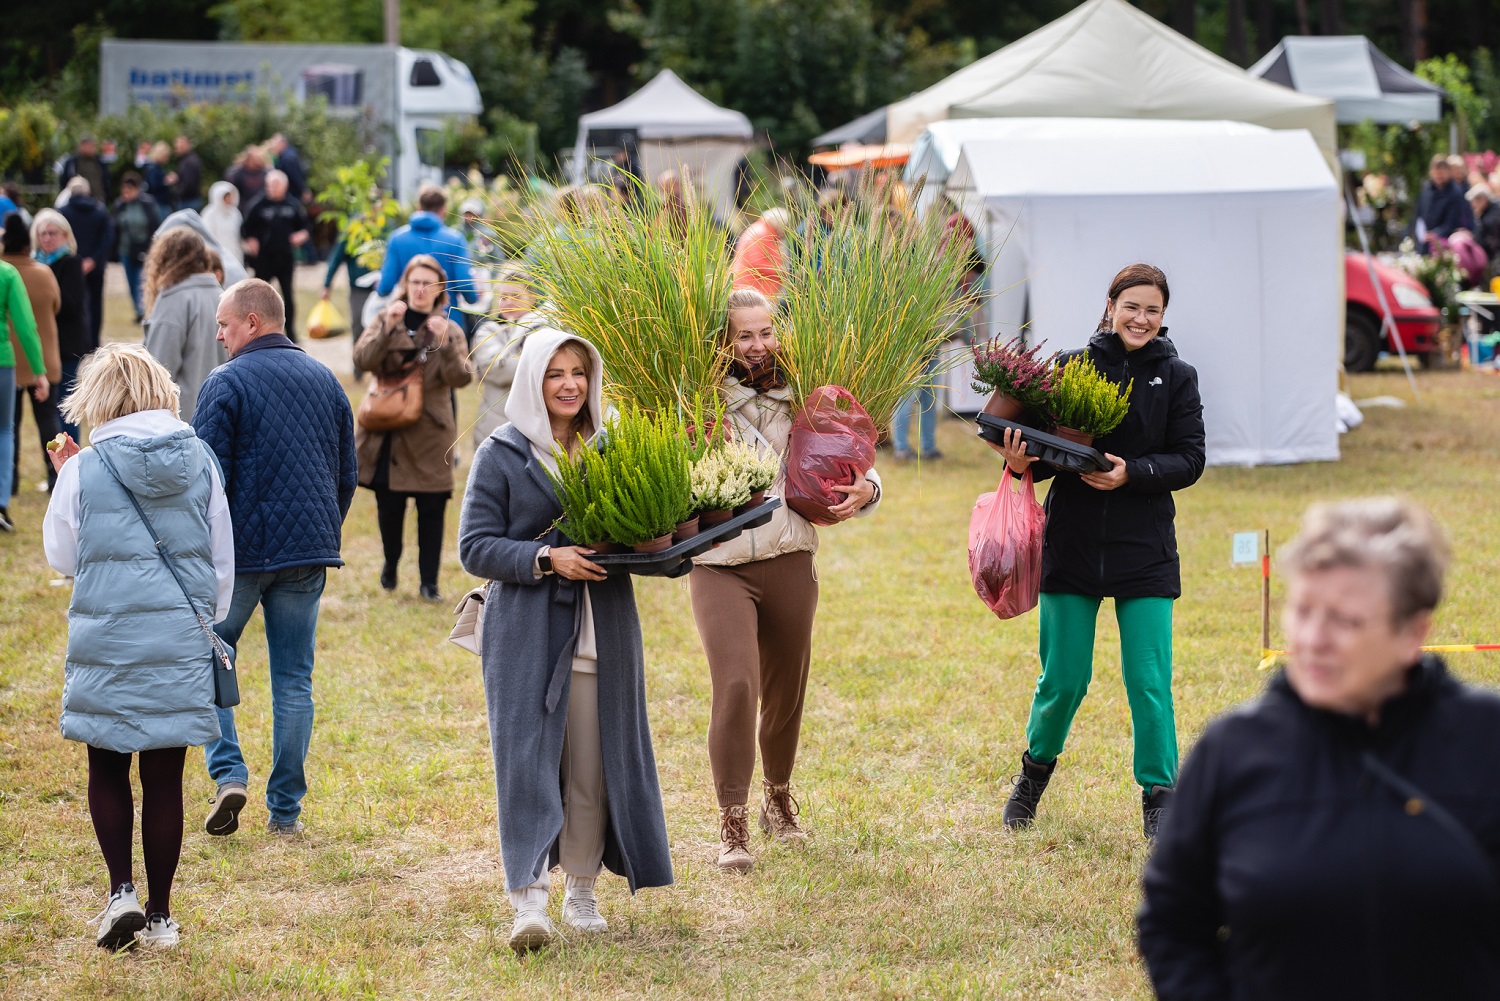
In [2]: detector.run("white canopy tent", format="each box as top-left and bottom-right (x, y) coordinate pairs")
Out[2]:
(887, 0), (1336, 169)
(904, 118), (1268, 217)
(571, 69), (753, 221)
(946, 130), (1341, 466)
(1249, 36), (1446, 124)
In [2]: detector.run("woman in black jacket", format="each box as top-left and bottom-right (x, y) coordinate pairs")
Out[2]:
(31, 210), (92, 441)
(1138, 497), (1500, 1000)
(993, 263), (1205, 839)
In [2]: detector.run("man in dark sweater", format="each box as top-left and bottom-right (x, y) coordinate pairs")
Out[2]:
(194, 278), (356, 838)
(1409, 154), (1472, 249)
(240, 171), (310, 340)
(172, 135), (204, 211)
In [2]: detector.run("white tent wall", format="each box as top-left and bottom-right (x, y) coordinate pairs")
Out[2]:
(947, 132), (1341, 467)
(635, 138), (751, 221)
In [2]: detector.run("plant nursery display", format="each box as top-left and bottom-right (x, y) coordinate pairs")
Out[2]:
(692, 442), (780, 525)
(971, 336), (1055, 420)
(1044, 355), (1133, 444)
(524, 186), (735, 416)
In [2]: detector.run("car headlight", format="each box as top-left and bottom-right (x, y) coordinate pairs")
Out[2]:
(1391, 282), (1432, 309)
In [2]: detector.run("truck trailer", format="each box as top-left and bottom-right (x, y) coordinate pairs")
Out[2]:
(99, 39), (482, 200)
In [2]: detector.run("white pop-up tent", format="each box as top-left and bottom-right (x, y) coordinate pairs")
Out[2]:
(887, 0), (1336, 169)
(904, 117), (1267, 217)
(1249, 36), (1446, 124)
(947, 129), (1341, 466)
(571, 69), (753, 220)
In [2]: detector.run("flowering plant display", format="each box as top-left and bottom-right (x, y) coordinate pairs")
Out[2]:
(971, 336), (1055, 411)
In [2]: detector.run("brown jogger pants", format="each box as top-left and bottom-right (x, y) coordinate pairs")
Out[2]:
(689, 551), (819, 808)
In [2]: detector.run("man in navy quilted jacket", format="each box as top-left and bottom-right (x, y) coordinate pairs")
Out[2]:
(193, 278), (357, 838)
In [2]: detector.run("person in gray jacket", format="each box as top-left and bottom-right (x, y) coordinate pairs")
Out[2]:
(458, 329), (672, 953)
(141, 228), (227, 421)
(43, 343), (234, 952)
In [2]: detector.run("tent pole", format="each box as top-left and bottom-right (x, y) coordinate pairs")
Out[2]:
(1345, 188), (1421, 400)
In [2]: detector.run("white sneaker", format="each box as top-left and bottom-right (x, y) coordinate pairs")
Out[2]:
(136, 914), (180, 949)
(508, 908), (554, 953)
(562, 888), (608, 933)
(91, 883), (146, 950)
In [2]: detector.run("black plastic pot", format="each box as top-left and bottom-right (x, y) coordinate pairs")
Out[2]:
(591, 497), (782, 578)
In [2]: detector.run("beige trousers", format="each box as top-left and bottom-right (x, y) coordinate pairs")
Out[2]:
(559, 667), (608, 878)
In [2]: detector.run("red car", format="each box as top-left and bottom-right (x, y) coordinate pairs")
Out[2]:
(1344, 252), (1442, 372)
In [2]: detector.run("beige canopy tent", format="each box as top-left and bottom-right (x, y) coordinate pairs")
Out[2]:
(887, 0), (1336, 169)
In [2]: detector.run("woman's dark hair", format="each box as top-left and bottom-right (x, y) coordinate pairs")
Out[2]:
(121, 172), (143, 189)
(1, 213), (29, 254)
(1099, 263), (1170, 331)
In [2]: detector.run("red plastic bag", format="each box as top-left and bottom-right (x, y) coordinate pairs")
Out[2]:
(785, 386), (877, 526)
(968, 469), (1045, 619)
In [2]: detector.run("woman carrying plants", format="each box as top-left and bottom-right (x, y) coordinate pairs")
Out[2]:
(353, 254), (474, 602)
(457, 330), (672, 953)
(691, 287), (884, 872)
(991, 263), (1205, 841)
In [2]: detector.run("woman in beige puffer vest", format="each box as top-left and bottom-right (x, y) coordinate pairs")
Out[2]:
(690, 287), (882, 873)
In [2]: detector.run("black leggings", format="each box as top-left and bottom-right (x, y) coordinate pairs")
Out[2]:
(14, 385), (62, 492)
(86, 745), (187, 917)
(374, 489), (448, 588)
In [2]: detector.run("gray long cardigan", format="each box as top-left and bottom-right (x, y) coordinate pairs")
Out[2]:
(142, 272), (227, 422)
(457, 424), (673, 893)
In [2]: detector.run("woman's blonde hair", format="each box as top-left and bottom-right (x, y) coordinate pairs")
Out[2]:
(60, 343), (181, 430)
(30, 209), (77, 256)
(722, 287), (774, 344)
(1279, 497), (1450, 623)
(150, 141), (172, 164)
(142, 228), (214, 314)
(395, 254), (450, 315)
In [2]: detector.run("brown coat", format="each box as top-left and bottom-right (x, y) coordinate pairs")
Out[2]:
(3, 253), (62, 384)
(353, 311), (475, 493)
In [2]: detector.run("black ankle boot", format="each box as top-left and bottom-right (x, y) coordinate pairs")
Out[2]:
(380, 563), (397, 591)
(1002, 751), (1056, 829)
(419, 583), (442, 602)
(1142, 785), (1174, 842)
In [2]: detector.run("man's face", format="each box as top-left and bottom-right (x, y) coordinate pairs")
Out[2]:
(1430, 164), (1449, 186)
(216, 298), (263, 357)
(174, 136), (190, 156)
(79, 139), (97, 158)
(120, 184), (139, 202)
(266, 175), (288, 201)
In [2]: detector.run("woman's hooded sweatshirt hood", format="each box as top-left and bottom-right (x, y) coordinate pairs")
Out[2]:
(503, 327), (605, 473)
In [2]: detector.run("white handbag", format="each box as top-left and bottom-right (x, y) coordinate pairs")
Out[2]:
(448, 583), (489, 655)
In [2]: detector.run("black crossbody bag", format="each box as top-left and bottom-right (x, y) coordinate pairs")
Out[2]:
(94, 449), (239, 709)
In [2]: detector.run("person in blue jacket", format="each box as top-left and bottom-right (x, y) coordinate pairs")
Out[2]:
(376, 186), (475, 325)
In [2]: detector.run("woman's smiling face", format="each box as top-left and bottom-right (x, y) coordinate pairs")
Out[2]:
(1109, 284), (1166, 351)
(543, 345), (589, 425)
(728, 306), (777, 368)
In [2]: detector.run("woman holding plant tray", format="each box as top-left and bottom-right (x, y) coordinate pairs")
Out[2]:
(458, 330), (672, 953)
(691, 288), (884, 873)
(990, 263), (1205, 842)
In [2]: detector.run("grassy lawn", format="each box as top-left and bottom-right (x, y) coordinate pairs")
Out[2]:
(3, 274), (1499, 998)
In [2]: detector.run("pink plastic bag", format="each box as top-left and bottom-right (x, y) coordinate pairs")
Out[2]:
(968, 469), (1045, 619)
(785, 386), (877, 527)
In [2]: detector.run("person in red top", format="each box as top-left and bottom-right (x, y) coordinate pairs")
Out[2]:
(730, 208), (790, 298)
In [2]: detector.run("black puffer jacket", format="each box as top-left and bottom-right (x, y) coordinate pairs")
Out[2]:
(1138, 657), (1500, 1001)
(1033, 330), (1205, 598)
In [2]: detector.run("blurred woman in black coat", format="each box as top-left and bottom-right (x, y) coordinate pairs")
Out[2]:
(1139, 498), (1500, 1001)
(31, 210), (93, 442)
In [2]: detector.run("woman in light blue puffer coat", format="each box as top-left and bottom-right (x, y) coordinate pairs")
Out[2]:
(42, 343), (233, 952)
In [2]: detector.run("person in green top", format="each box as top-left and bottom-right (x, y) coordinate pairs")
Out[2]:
(1, 258), (50, 531)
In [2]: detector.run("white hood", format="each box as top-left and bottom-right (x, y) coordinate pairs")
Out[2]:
(503, 328), (606, 473)
(207, 180), (239, 209)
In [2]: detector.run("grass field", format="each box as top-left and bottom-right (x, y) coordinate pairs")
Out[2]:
(3, 272), (1499, 998)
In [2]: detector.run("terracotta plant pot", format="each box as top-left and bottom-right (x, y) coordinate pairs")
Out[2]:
(699, 508), (735, 528)
(673, 516), (700, 542)
(735, 489), (768, 514)
(1052, 425), (1095, 448)
(590, 540), (627, 555)
(982, 390), (1027, 421)
(631, 533), (675, 554)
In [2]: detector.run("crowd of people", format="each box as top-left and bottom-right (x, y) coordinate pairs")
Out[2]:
(1408, 152), (1500, 284)
(4, 155), (1498, 997)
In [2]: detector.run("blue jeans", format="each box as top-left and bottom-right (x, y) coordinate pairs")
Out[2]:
(0, 366), (14, 501)
(123, 260), (145, 318)
(892, 354), (940, 456)
(59, 359), (82, 442)
(204, 566), (327, 825)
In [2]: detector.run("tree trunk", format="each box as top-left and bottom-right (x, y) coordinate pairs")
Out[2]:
(1254, 0), (1276, 59)
(1227, 0), (1249, 65)
(1318, 0), (1340, 35)
(1411, 0), (1428, 61)
(1170, 0), (1196, 40)
(1292, 0), (1311, 37)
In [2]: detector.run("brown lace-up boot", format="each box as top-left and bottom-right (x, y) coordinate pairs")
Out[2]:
(759, 781), (809, 845)
(717, 805), (755, 872)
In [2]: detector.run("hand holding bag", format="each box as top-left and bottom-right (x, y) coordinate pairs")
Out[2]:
(968, 468), (1045, 619)
(95, 450), (239, 708)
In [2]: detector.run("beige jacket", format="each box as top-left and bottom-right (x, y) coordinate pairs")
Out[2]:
(694, 379), (881, 568)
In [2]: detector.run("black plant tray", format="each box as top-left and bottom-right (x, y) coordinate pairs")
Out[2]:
(590, 497), (782, 578)
(975, 414), (1112, 474)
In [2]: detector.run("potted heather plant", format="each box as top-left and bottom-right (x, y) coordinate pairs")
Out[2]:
(1044, 355), (1133, 447)
(971, 335), (1055, 420)
(691, 450), (752, 527)
(727, 442), (780, 511)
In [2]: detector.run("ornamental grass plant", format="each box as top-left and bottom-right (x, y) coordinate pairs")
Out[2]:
(549, 406), (694, 547)
(1047, 355), (1133, 438)
(524, 184), (734, 416)
(775, 184), (983, 429)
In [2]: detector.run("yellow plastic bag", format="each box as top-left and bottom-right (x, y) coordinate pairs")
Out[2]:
(307, 298), (348, 340)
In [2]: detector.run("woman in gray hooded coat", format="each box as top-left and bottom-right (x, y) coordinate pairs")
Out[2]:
(458, 328), (672, 954)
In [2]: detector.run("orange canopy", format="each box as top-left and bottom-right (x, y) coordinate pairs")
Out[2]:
(806, 144), (911, 169)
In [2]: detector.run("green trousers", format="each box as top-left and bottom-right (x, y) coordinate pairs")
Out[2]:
(1025, 592), (1178, 791)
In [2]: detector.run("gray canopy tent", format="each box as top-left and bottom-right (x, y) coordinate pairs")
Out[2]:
(1249, 36), (1446, 124)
